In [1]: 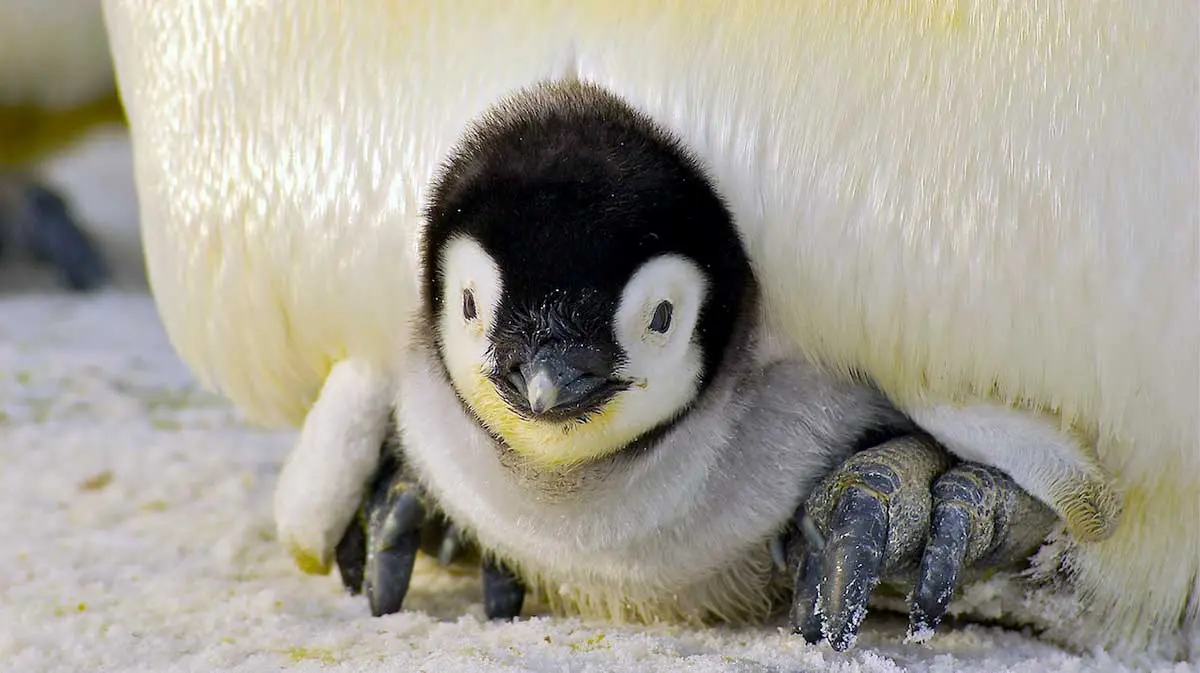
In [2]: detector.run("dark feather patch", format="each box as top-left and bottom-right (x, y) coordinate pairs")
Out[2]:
(422, 79), (748, 395)
(422, 80), (752, 394)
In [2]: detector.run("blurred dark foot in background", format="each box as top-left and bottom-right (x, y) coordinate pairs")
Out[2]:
(0, 172), (109, 292)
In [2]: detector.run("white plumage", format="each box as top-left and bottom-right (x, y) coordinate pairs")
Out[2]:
(272, 358), (393, 575)
(101, 0), (1198, 660)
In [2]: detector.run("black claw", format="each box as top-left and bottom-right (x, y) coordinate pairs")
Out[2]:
(906, 463), (1057, 640)
(481, 557), (525, 621)
(20, 184), (109, 291)
(335, 511), (368, 595)
(819, 486), (889, 652)
(790, 546), (825, 645)
(364, 485), (426, 617)
(788, 507), (825, 644)
(909, 501), (971, 638)
(789, 436), (1053, 650)
(336, 441), (397, 599)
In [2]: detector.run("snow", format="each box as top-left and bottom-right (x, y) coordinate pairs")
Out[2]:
(0, 128), (1187, 673)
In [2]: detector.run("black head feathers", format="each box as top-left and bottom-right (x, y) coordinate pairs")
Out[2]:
(422, 80), (753, 389)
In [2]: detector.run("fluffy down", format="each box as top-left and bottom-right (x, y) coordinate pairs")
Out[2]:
(101, 0), (1198, 660)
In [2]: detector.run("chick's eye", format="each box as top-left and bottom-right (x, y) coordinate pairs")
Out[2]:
(462, 288), (477, 321)
(649, 300), (673, 334)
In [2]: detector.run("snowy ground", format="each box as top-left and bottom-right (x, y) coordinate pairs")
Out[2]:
(0, 128), (1186, 673)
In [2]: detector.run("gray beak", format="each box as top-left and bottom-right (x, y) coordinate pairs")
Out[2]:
(515, 345), (613, 418)
(523, 365), (563, 415)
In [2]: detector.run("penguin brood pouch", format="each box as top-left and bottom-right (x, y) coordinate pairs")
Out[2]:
(105, 1), (1197, 662)
(331, 82), (1060, 652)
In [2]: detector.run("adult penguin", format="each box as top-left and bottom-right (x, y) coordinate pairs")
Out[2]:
(102, 1), (1198, 660)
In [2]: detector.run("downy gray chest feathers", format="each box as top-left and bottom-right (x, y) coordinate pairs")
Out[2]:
(395, 320), (912, 623)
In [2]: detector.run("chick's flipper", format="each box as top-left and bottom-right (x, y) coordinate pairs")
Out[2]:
(788, 434), (1057, 652)
(334, 449), (526, 620)
(0, 175), (108, 291)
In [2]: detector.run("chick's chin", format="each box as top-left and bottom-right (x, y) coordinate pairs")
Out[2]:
(458, 367), (633, 469)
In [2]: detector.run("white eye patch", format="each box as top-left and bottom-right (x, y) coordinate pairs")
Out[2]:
(438, 236), (503, 371)
(590, 253), (709, 442)
(615, 254), (708, 354)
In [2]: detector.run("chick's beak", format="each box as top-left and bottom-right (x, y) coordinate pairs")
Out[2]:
(509, 344), (615, 419)
(522, 364), (564, 415)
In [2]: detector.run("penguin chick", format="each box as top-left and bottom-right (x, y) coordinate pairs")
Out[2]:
(335, 82), (1058, 646)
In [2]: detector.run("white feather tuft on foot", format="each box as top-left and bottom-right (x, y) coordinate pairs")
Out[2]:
(273, 359), (393, 575)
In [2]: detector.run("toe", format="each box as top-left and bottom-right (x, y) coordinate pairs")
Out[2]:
(819, 484), (890, 651)
(794, 434), (953, 650)
(365, 486), (426, 617)
(788, 511), (826, 644)
(908, 497), (972, 638)
(908, 463), (1057, 639)
(481, 558), (525, 621)
(335, 510), (368, 595)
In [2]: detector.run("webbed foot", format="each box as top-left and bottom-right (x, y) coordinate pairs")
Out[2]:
(788, 434), (1057, 651)
(0, 174), (108, 291)
(335, 448), (527, 620)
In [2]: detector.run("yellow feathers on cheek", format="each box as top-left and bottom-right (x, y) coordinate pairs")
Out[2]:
(457, 366), (634, 468)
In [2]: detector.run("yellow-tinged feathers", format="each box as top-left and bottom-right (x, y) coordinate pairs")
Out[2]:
(462, 368), (629, 468)
(284, 542), (330, 577)
(432, 235), (707, 470)
(101, 0), (1198, 658)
